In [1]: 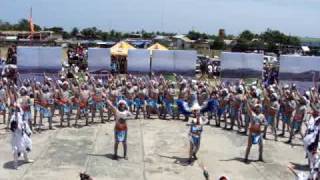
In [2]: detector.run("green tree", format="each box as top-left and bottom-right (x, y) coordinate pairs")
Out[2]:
(14, 19), (41, 31)
(211, 37), (226, 50)
(44, 26), (64, 34)
(239, 30), (255, 41)
(0, 20), (12, 30)
(260, 29), (301, 52)
(70, 27), (79, 37)
(232, 38), (249, 52)
(81, 27), (98, 39)
(186, 30), (209, 40)
(62, 31), (71, 39)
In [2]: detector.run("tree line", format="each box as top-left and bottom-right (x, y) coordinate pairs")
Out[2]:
(0, 19), (176, 41)
(186, 29), (301, 52)
(0, 18), (301, 52)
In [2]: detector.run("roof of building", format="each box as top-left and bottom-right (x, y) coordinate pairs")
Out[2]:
(173, 35), (194, 43)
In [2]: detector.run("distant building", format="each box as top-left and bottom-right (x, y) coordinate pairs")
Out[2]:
(153, 35), (172, 47)
(193, 39), (210, 50)
(0, 31), (62, 46)
(223, 39), (235, 46)
(218, 29), (225, 39)
(125, 39), (152, 48)
(0, 31), (61, 41)
(300, 37), (320, 48)
(172, 35), (194, 49)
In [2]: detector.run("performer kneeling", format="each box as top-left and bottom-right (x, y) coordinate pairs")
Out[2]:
(188, 102), (208, 164)
(106, 98), (132, 160)
(10, 106), (33, 169)
(244, 99), (265, 162)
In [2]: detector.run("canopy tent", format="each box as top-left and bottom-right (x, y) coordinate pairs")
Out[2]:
(110, 41), (136, 74)
(147, 43), (168, 51)
(110, 41), (136, 56)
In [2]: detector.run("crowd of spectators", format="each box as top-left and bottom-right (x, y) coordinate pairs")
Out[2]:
(67, 45), (88, 72)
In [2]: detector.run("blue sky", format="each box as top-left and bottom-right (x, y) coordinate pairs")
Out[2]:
(1, 0), (319, 37)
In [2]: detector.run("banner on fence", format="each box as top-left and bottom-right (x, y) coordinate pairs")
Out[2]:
(151, 50), (196, 74)
(17, 46), (62, 73)
(128, 49), (150, 73)
(88, 48), (111, 73)
(221, 52), (263, 78)
(279, 55), (320, 81)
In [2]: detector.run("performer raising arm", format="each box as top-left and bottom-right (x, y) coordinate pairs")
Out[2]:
(244, 94), (265, 163)
(105, 96), (133, 160)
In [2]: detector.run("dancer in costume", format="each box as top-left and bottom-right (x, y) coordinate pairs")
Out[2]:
(106, 98), (133, 160)
(10, 106), (33, 169)
(187, 102), (208, 164)
(244, 95), (265, 162)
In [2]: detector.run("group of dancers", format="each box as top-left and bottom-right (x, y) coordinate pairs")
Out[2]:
(2, 72), (320, 179)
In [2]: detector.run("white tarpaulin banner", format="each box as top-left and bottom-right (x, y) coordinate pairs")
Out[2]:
(128, 49), (150, 73)
(152, 50), (196, 74)
(17, 46), (62, 73)
(88, 48), (111, 72)
(173, 50), (197, 74)
(221, 52), (263, 78)
(280, 55), (320, 81)
(152, 50), (174, 73)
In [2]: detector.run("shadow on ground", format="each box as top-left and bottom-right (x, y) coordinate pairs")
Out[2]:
(3, 160), (27, 170)
(290, 162), (309, 171)
(158, 154), (191, 166)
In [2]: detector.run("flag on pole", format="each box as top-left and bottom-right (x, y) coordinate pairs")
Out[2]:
(29, 7), (35, 37)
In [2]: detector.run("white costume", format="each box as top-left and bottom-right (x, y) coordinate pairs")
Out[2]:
(10, 111), (32, 169)
(303, 116), (320, 179)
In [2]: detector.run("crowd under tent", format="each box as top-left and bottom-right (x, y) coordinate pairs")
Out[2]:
(110, 41), (136, 74)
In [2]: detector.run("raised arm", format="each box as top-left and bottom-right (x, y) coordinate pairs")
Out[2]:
(245, 95), (254, 117)
(105, 95), (117, 115)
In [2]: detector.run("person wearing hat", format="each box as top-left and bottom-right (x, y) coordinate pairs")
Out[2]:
(187, 102), (208, 164)
(244, 95), (265, 162)
(39, 84), (54, 130)
(146, 81), (160, 119)
(303, 116), (320, 180)
(287, 94), (307, 144)
(162, 81), (177, 120)
(134, 85), (147, 119)
(0, 80), (8, 126)
(124, 82), (135, 113)
(10, 105), (33, 169)
(17, 86), (33, 131)
(200, 90), (219, 125)
(105, 97), (133, 160)
(243, 87), (259, 135)
(57, 81), (72, 127)
(217, 88), (229, 129)
(32, 81), (42, 130)
(228, 86), (244, 132)
(279, 90), (296, 137)
(262, 92), (279, 141)
(77, 83), (90, 125)
(91, 79), (105, 124)
(176, 78), (191, 120)
(70, 80), (81, 124)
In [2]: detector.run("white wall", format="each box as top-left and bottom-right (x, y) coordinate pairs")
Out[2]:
(88, 48), (111, 72)
(127, 49), (150, 73)
(221, 52), (263, 71)
(152, 50), (196, 74)
(17, 46), (62, 72)
(280, 55), (320, 73)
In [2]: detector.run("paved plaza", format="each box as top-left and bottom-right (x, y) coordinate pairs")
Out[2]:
(0, 117), (308, 180)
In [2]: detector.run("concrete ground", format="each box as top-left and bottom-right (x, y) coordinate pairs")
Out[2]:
(0, 115), (308, 180)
